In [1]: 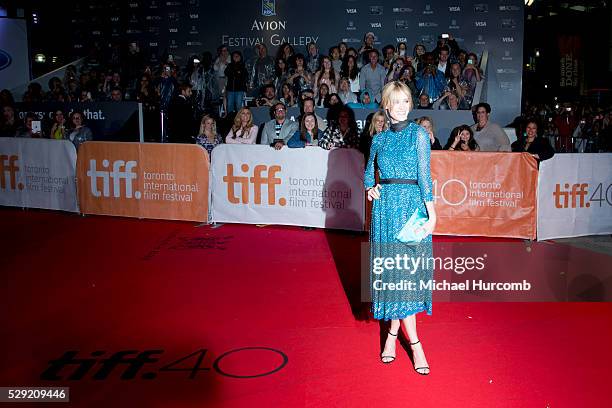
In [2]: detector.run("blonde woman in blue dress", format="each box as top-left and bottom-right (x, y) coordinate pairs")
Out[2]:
(365, 81), (437, 375)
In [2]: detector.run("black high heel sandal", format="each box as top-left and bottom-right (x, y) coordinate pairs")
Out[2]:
(380, 330), (398, 364)
(409, 340), (430, 375)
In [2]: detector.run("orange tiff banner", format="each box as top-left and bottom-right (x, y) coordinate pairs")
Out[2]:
(431, 152), (538, 239)
(77, 142), (209, 222)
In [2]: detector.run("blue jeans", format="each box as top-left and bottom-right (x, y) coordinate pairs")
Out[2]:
(226, 91), (244, 113)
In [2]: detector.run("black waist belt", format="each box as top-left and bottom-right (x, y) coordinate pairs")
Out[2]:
(379, 178), (418, 185)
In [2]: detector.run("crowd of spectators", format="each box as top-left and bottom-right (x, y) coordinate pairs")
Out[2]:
(0, 32), (610, 155)
(512, 100), (611, 153)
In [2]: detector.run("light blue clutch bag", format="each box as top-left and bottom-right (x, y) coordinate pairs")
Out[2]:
(396, 208), (429, 243)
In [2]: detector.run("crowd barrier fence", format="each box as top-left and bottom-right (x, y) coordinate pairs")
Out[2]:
(2, 139), (610, 240)
(537, 153), (612, 240)
(210, 145), (365, 230)
(431, 151), (538, 239)
(76, 142), (209, 222)
(0, 137), (78, 212)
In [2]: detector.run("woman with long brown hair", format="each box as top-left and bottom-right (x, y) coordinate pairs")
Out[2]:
(287, 112), (319, 148)
(313, 56), (338, 95)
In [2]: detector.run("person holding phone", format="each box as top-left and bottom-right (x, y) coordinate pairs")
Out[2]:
(17, 112), (44, 138)
(463, 53), (482, 84)
(415, 55), (446, 103)
(386, 57), (405, 83)
(365, 81), (436, 375)
(433, 34), (460, 63)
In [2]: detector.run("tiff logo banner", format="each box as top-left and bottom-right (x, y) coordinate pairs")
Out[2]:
(87, 159), (141, 199)
(550, 182), (612, 209)
(223, 164), (286, 206)
(553, 183), (589, 208)
(0, 154), (23, 190)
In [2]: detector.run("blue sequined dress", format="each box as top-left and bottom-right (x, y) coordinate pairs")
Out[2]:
(364, 121), (434, 320)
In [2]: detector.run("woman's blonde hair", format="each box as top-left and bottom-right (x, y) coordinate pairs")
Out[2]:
(231, 107), (253, 138)
(199, 114), (217, 136)
(368, 110), (388, 136)
(380, 80), (413, 112)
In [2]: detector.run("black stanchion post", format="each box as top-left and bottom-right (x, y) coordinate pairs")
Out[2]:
(160, 110), (166, 143)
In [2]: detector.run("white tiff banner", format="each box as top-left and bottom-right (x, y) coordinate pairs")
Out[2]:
(211, 145), (365, 230)
(0, 138), (78, 212)
(537, 153), (612, 240)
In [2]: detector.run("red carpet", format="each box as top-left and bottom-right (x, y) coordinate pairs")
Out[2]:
(1, 208), (611, 407)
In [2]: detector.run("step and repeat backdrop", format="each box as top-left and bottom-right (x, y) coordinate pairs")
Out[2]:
(69, 0), (524, 126)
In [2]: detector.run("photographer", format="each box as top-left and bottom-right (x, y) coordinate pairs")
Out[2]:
(416, 53), (446, 102)
(386, 57), (405, 83)
(256, 84), (279, 107)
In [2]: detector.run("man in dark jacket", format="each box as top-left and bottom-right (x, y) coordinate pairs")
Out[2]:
(168, 83), (195, 143)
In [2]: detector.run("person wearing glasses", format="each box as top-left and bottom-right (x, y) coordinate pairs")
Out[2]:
(259, 102), (298, 150)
